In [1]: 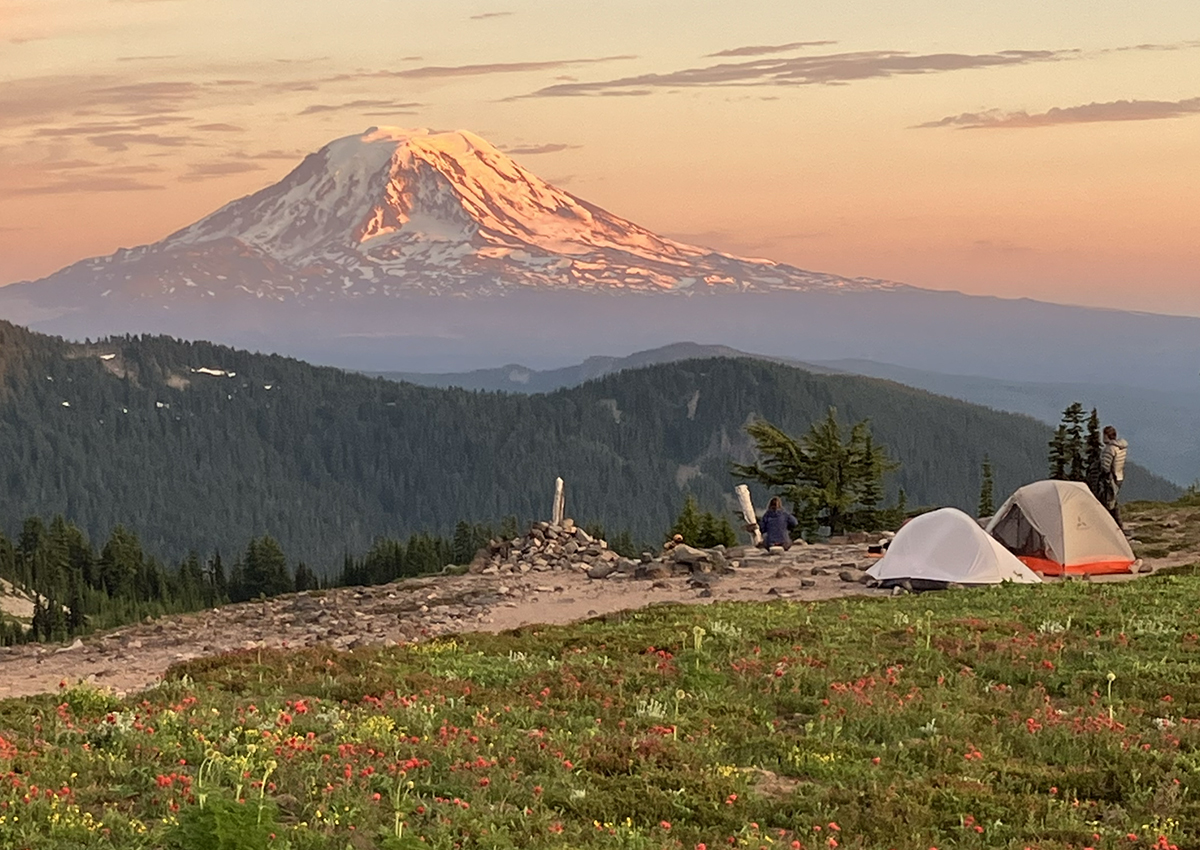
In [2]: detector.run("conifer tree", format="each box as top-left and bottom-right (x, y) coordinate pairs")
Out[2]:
(1084, 408), (1104, 498)
(452, 521), (476, 565)
(99, 525), (144, 600)
(1063, 402), (1086, 481)
(734, 408), (898, 536)
(670, 495), (703, 545)
(206, 552), (228, 606)
(1048, 425), (1069, 479)
(293, 561), (319, 592)
(978, 455), (995, 518)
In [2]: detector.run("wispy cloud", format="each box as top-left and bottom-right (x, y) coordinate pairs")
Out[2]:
(666, 228), (828, 254)
(516, 49), (1070, 98)
(86, 132), (192, 151)
(470, 11), (512, 20)
(916, 96), (1200, 129)
(178, 160), (265, 183)
(1107, 40), (1200, 53)
(232, 148), (306, 161)
(193, 122), (244, 131)
(706, 40), (837, 58)
(2, 176), (164, 196)
(299, 99), (422, 115)
(116, 54), (177, 62)
(339, 55), (635, 82)
(501, 142), (578, 155)
(0, 75), (208, 129)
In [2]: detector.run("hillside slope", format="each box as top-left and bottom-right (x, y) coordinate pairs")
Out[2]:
(385, 343), (1199, 486)
(0, 322), (1176, 568)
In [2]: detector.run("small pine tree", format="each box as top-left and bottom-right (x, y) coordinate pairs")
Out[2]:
(978, 455), (995, 518)
(1084, 408), (1103, 498)
(670, 495), (703, 545)
(451, 521), (475, 565)
(1048, 425), (1069, 480)
(609, 530), (637, 558)
(293, 561), (319, 592)
(1062, 402), (1086, 481)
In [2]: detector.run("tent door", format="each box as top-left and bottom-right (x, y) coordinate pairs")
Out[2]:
(990, 505), (1057, 562)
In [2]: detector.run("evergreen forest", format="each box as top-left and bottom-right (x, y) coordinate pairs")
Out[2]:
(0, 321), (1177, 572)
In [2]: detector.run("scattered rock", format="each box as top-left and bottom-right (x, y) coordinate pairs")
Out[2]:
(800, 578), (816, 588)
(839, 571), (860, 583)
(636, 563), (672, 581)
(587, 563), (617, 580)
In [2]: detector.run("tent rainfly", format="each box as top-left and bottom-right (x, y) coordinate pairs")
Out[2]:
(866, 508), (1042, 587)
(985, 479), (1135, 575)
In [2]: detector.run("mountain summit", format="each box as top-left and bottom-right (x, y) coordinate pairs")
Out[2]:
(2, 127), (1197, 388)
(10, 127), (896, 306)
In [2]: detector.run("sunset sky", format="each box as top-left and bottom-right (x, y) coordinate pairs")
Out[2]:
(2, 1), (1198, 315)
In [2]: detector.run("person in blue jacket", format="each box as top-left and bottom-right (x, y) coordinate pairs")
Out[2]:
(756, 497), (798, 550)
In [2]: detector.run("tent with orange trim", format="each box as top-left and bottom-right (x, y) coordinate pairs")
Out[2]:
(985, 480), (1135, 575)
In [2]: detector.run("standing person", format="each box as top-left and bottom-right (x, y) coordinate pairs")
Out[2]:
(755, 496), (798, 550)
(1099, 425), (1128, 529)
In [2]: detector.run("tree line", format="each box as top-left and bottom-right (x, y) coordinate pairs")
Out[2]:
(1047, 402), (1109, 502)
(0, 515), (540, 646)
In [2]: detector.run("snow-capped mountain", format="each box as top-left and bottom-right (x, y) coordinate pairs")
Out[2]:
(9, 128), (898, 305)
(1, 127), (1197, 392)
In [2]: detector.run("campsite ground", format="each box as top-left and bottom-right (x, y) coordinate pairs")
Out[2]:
(0, 499), (1196, 702)
(1, 497), (1199, 848)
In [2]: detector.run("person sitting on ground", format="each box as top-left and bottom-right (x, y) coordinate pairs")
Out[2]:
(754, 497), (798, 550)
(1100, 425), (1128, 529)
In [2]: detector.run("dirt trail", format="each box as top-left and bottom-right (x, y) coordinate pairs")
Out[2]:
(1, 508), (1192, 702)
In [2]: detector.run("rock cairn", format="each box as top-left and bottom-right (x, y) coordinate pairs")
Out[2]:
(468, 519), (635, 580)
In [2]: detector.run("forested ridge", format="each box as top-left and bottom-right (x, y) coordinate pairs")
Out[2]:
(0, 321), (1176, 572)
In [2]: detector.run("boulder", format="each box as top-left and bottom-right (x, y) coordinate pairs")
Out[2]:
(672, 544), (710, 566)
(636, 563), (672, 581)
(587, 563), (617, 580)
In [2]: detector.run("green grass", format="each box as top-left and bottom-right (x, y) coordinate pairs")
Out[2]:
(3, 577), (1200, 849)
